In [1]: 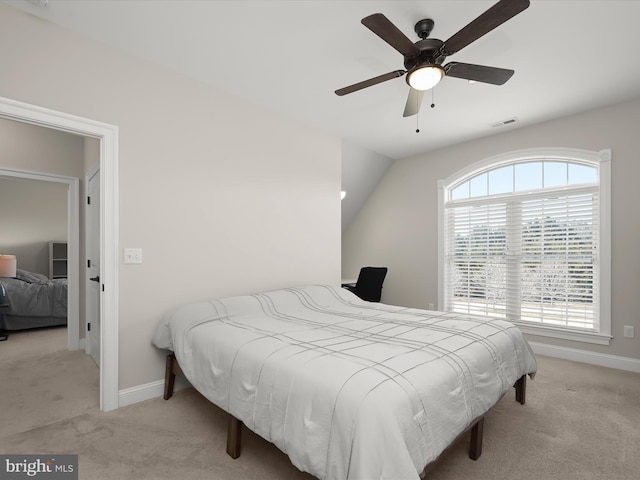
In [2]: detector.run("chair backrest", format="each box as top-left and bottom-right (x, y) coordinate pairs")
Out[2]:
(355, 266), (388, 302)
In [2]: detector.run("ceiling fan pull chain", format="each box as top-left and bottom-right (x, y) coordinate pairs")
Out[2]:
(431, 88), (436, 109)
(416, 92), (420, 133)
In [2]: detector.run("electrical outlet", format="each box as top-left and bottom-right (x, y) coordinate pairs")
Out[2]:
(124, 248), (143, 264)
(428, 303), (435, 310)
(623, 325), (635, 338)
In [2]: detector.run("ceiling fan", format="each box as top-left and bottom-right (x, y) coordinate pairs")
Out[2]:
(335, 0), (530, 117)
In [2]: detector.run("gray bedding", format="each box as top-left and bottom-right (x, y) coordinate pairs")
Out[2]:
(1, 269), (67, 319)
(0, 314), (66, 330)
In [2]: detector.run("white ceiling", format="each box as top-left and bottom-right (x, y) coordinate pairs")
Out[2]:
(9, 0), (640, 161)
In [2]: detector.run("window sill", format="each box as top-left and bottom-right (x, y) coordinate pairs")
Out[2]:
(514, 322), (611, 345)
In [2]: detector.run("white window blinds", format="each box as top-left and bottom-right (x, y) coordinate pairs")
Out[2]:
(444, 173), (600, 332)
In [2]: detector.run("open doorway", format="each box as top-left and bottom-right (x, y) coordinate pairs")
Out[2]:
(0, 169), (80, 349)
(0, 96), (119, 411)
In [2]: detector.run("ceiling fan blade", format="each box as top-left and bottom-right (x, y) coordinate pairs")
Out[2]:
(335, 70), (405, 96)
(361, 13), (420, 57)
(403, 88), (425, 117)
(441, 0), (530, 56)
(444, 62), (514, 85)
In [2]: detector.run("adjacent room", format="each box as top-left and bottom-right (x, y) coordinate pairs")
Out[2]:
(0, 176), (69, 336)
(0, 1), (638, 479)
(0, 117), (83, 341)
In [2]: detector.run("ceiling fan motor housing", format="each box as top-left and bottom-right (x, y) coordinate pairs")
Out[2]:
(404, 38), (445, 71)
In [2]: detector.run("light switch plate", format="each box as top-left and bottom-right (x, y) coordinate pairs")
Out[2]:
(124, 248), (143, 264)
(623, 325), (635, 338)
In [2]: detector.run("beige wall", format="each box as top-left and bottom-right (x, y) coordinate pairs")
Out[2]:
(0, 117), (84, 275)
(0, 115), (85, 178)
(0, 4), (341, 390)
(0, 177), (67, 276)
(343, 97), (640, 360)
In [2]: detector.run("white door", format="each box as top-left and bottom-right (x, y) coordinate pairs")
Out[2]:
(86, 168), (101, 366)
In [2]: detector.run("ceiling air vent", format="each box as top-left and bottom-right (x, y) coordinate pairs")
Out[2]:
(490, 117), (517, 128)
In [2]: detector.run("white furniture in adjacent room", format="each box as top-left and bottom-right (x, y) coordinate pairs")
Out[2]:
(48, 241), (68, 279)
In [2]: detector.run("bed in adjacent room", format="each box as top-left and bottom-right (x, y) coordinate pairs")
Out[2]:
(153, 284), (537, 480)
(0, 269), (68, 331)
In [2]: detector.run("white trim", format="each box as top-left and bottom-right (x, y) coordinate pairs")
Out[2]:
(597, 149), (612, 337)
(0, 168), (80, 350)
(100, 118), (120, 412)
(529, 341), (640, 374)
(516, 323), (611, 345)
(67, 178), (80, 351)
(0, 96), (120, 412)
(118, 381), (164, 408)
(118, 376), (192, 408)
(437, 179), (446, 310)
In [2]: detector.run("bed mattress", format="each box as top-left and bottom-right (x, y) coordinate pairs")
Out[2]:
(153, 285), (537, 480)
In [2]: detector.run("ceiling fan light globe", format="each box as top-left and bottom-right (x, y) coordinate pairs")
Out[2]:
(407, 66), (444, 91)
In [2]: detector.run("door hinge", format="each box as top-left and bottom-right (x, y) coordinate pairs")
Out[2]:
(88, 259), (91, 268)
(87, 196), (91, 205)
(88, 323), (91, 332)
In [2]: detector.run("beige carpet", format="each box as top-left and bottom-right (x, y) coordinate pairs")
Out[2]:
(1, 328), (639, 480)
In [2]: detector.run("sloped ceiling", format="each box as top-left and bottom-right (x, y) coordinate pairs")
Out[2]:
(8, 0), (640, 226)
(341, 141), (394, 232)
(10, 0), (640, 159)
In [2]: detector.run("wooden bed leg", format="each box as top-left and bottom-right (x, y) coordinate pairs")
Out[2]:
(514, 375), (526, 405)
(226, 415), (242, 459)
(164, 354), (177, 400)
(469, 417), (484, 461)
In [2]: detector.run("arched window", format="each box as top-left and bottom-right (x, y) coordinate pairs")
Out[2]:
(438, 148), (611, 345)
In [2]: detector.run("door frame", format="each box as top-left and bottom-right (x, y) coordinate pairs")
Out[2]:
(0, 95), (119, 412)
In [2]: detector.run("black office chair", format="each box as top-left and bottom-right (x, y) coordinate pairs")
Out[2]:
(344, 266), (388, 302)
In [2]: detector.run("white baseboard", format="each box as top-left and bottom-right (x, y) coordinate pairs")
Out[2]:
(118, 376), (191, 408)
(529, 341), (640, 373)
(118, 344), (639, 409)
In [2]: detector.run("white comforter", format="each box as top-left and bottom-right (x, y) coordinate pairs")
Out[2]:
(152, 285), (537, 480)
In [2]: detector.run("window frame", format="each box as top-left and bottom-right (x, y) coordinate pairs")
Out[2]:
(437, 148), (611, 345)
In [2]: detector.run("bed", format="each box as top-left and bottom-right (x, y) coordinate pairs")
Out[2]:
(152, 284), (537, 480)
(0, 269), (68, 331)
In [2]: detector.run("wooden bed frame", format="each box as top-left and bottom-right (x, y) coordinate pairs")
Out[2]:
(163, 353), (527, 471)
